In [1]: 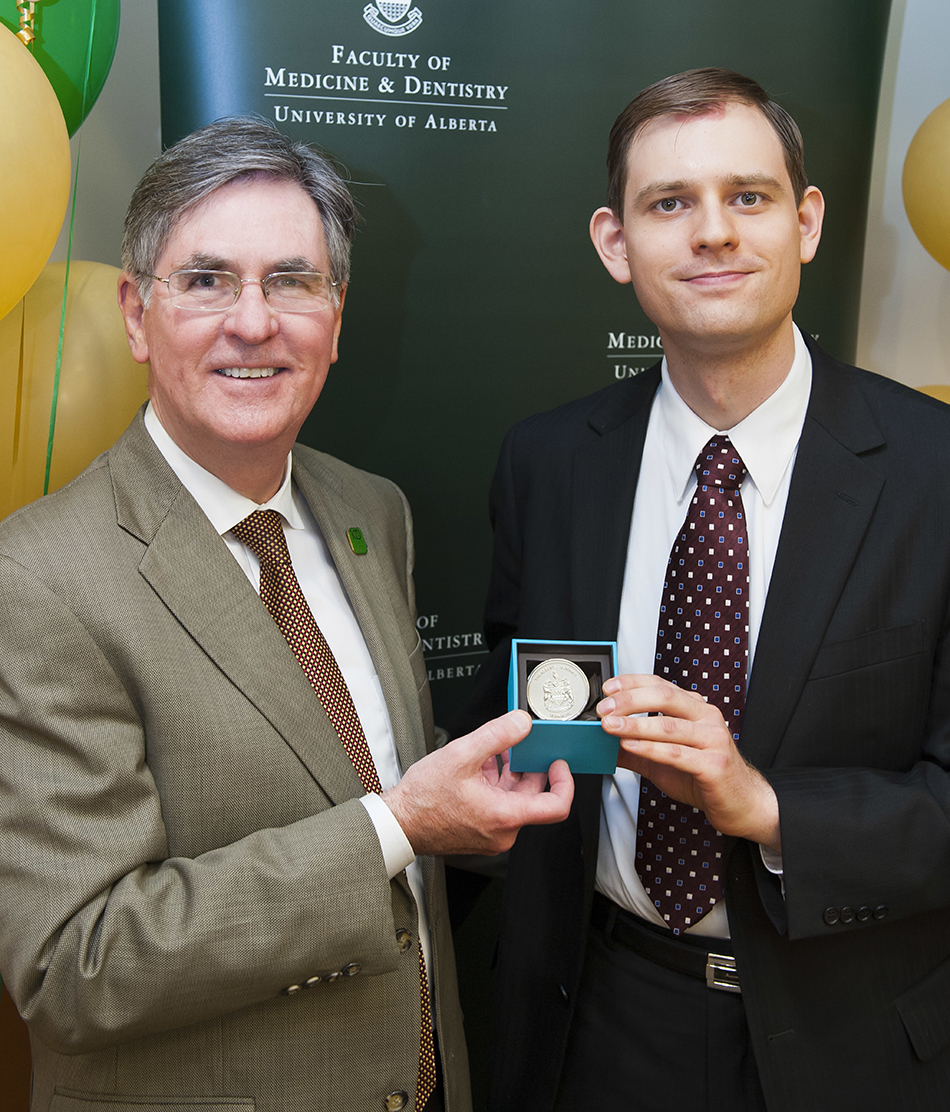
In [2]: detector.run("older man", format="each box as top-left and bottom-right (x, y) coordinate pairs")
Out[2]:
(467, 69), (950, 1111)
(0, 118), (571, 1112)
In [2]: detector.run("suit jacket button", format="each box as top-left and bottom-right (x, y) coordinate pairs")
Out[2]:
(823, 907), (839, 925)
(840, 906), (855, 924)
(384, 1091), (409, 1110)
(873, 905), (889, 920)
(343, 963), (361, 976)
(284, 984), (301, 996)
(857, 906), (871, 922)
(396, 928), (413, 953)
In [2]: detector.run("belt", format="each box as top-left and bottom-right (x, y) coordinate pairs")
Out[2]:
(590, 892), (741, 994)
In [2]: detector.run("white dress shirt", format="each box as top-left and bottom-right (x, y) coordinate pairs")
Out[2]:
(596, 325), (813, 938)
(143, 405), (430, 971)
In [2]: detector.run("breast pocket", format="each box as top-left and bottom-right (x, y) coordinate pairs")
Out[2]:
(793, 620), (931, 767)
(808, 619), (927, 681)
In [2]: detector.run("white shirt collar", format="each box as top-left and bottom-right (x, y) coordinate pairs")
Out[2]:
(657, 323), (812, 507)
(143, 402), (304, 533)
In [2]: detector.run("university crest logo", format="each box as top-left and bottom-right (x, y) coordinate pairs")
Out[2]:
(363, 0), (423, 36)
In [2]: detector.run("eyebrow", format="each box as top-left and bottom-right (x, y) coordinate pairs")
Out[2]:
(273, 256), (323, 274)
(630, 173), (786, 209)
(172, 253), (323, 274)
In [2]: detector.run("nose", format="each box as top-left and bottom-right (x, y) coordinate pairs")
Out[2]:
(691, 200), (738, 253)
(222, 279), (279, 343)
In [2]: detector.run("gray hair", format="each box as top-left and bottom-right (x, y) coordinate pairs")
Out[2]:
(122, 117), (358, 305)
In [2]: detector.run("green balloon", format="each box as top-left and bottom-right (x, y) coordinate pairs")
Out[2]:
(1, 0), (120, 137)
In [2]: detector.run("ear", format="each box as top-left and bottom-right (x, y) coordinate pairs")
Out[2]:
(329, 284), (346, 364)
(117, 273), (151, 364)
(798, 186), (825, 265)
(590, 207), (633, 285)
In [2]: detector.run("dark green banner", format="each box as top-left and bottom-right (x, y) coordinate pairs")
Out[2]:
(158, 0), (891, 726)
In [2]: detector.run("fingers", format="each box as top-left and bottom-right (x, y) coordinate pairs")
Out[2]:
(599, 673), (711, 723)
(480, 753), (501, 787)
(601, 706), (720, 745)
(546, 758), (574, 805)
(597, 674), (732, 779)
(454, 709), (532, 767)
(506, 769), (549, 793)
(511, 760), (574, 824)
(602, 672), (663, 697)
(613, 732), (727, 782)
(600, 708), (732, 781)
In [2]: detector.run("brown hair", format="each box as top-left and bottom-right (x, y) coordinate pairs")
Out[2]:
(605, 68), (808, 218)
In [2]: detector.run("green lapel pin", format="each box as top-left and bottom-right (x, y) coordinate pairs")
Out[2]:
(347, 527), (368, 555)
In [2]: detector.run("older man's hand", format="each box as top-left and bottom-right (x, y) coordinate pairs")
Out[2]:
(382, 710), (574, 856)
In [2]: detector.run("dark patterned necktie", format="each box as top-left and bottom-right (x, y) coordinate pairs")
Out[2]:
(231, 509), (437, 1108)
(635, 438), (749, 935)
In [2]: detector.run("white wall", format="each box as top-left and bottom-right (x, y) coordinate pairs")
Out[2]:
(52, 0), (950, 389)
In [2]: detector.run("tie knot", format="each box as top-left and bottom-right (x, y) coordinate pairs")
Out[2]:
(695, 436), (746, 492)
(231, 509), (291, 565)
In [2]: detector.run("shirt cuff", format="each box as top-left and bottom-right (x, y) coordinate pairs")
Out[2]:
(360, 792), (416, 879)
(759, 843), (784, 876)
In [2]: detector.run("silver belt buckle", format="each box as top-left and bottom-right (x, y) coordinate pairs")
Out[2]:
(705, 952), (741, 993)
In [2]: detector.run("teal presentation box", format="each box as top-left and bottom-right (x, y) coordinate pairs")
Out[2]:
(508, 638), (620, 774)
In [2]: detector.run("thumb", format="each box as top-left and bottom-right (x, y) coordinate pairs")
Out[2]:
(455, 709), (532, 765)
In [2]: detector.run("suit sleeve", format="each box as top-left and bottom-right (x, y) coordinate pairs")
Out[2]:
(762, 615), (950, 941)
(0, 540), (414, 1055)
(751, 392), (950, 942)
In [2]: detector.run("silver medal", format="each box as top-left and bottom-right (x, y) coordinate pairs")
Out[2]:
(526, 658), (590, 721)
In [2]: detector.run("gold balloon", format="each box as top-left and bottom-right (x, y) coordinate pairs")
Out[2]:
(0, 25), (71, 321)
(903, 97), (950, 272)
(0, 261), (149, 519)
(918, 385), (950, 405)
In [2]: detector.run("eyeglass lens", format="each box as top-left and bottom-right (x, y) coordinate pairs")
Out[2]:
(167, 270), (332, 312)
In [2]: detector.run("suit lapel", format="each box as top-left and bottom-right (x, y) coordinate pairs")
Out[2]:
(291, 456), (423, 903)
(570, 369), (660, 640)
(741, 344), (886, 769)
(291, 454), (426, 775)
(110, 416), (365, 804)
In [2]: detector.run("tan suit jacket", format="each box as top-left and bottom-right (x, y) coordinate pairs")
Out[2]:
(0, 411), (469, 1112)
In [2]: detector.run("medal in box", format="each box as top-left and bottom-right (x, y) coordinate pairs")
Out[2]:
(508, 638), (619, 773)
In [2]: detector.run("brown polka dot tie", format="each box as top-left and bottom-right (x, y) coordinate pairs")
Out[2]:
(635, 438), (749, 935)
(231, 509), (437, 1109)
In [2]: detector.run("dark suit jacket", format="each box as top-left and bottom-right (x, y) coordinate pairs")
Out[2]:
(0, 411), (470, 1112)
(468, 337), (950, 1111)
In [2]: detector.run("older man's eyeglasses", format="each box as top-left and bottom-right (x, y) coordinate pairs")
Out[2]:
(147, 269), (339, 313)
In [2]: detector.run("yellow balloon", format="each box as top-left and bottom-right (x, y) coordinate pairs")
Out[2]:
(903, 97), (950, 272)
(919, 384), (950, 405)
(0, 261), (149, 519)
(0, 26), (71, 321)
